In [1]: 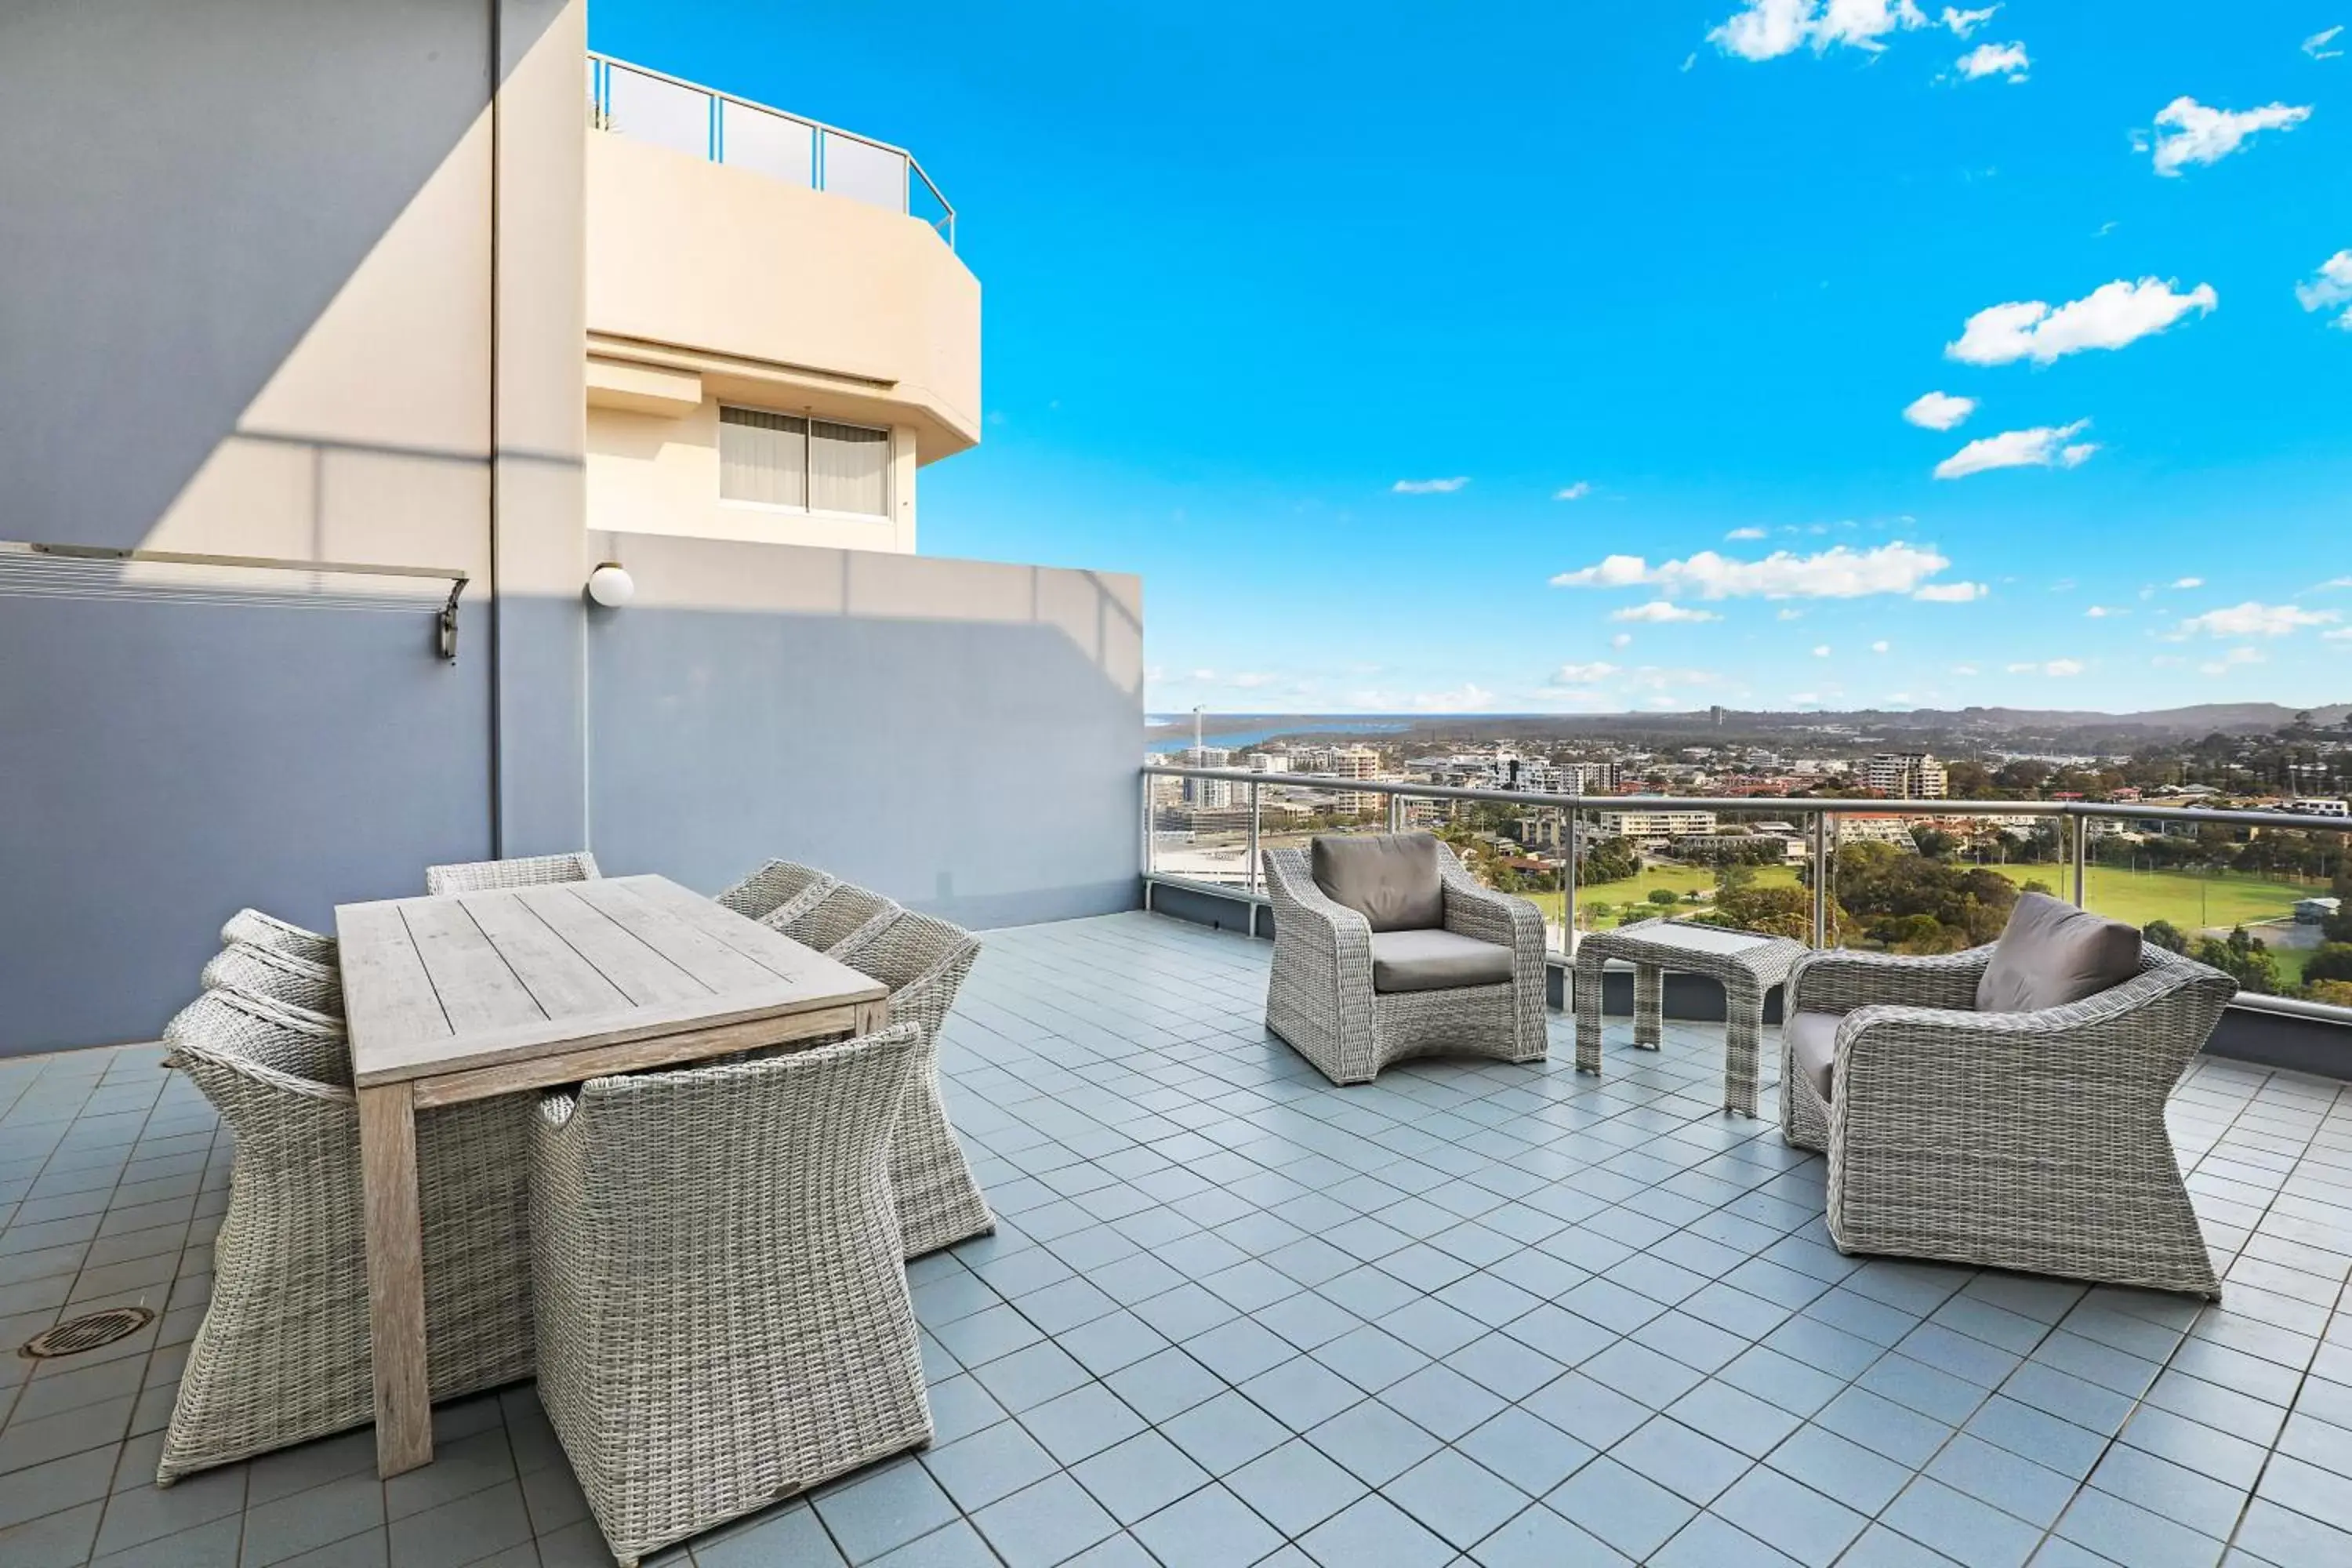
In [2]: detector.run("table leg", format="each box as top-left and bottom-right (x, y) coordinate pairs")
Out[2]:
(1722, 975), (1763, 1118)
(855, 998), (890, 1036)
(1573, 949), (1605, 1075)
(1633, 964), (1663, 1051)
(357, 1082), (433, 1477)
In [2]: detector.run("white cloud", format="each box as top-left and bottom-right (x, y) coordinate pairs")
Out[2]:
(1812, 644), (1833, 657)
(1933, 420), (2097, 480)
(1610, 633), (1635, 648)
(2172, 576), (2204, 589)
(2327, 627), (2352, 641)
(1951, 662), (1980, 675)
(2005, 659), (2084, 676)
(1777, 608), (1807, 619)
(1553, 481), (1593, 500)
(1707, 0), (1943, 61)
(2175, 601), (2340, 637)
(1947, 278), (2216, 365)
(1552, 662), (1622, 684)
(2318, 577), (2352, 590)
(1912, 581), (1987, 601)
(1789, 691), (1823, 705)
(2084, 605), (2121, 618)
(2296, 250), (2352, 329)
(1228, 672), (1276, 689)
(2151, 97), (2312, 176)
(1941, 6), (1999, 38)
(1903, 390), (1976, 430)
(2199, 646), (2267, 675)
(1870, 640), (1891, 653)
(1611, 601), (1722, 623)
(1955, 41), (2029, 81)
(2303, 25), (2343, 60)
(1708, 0), (1813, 60)
(1189, 668), (1217, 681)
(1551, 541), (1955, 598)
(1726, 526), (1769, 540)
(1392, 476), (1469, 494)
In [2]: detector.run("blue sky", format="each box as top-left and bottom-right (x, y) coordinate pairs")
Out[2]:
(593, 2), (2352, 717)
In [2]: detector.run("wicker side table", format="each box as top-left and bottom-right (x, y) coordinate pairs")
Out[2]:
(1572, 918), (1808, 1117)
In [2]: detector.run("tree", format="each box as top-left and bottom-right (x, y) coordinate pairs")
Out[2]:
(1913, 827), (1959, 861)
(2304, 944), (2352, 988)
(2143, 920), (2189, 955)
(1580, 836), (1642, 885)
(1646, 888), (1680, 908)
(2192, 927), (2279, 995)
(2021, 879), (2055, 898)
(2308, 979), (2352, 1008)
(1704, 884), (1819, 942)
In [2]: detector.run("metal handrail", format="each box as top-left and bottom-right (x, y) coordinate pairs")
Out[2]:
(586, 51), (956, 248)
(1139, 761), (2352, 1025)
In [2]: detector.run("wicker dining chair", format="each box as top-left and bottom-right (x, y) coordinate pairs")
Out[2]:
(155, 989), (536, 1484)
(766, 879), (898, 953)
(1781, 932), (2236, 1297)
(1261, 836), (1548, 1085)
(219, 908), (338, 966)
(833, 911), (993, 1257)
(425, 850), (601, 896)
(201, 942), (343, 1017)
(532, 1025), (933, 1567)
(713, 857), (839, 927)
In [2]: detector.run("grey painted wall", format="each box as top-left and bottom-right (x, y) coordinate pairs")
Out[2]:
(0, 597), (494, 1052)
(586, 597), (1143, 931)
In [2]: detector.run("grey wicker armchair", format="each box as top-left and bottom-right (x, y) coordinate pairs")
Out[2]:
(767, 879), (899, 953)
(1781, 938), (2236, 1297)
(201, 941), (343, 1016)
(532, 1025), (933, 1567)
(426, 850), (601, 895)
(713, 857), (840, 926)
(220, 907), (337, 965)
(155, 989), (535, 1484)
(833, 911), (993, 1257)
(1262, 834), (1548, 1086)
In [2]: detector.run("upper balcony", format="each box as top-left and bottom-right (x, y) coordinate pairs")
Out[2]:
(582, 53), (980, 472)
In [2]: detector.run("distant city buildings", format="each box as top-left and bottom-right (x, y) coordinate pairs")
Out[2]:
(1177, 746), (1232, 808)
(1595, 808), (1717, 840)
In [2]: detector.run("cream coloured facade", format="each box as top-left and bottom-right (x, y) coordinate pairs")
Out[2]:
(583, 96), (980, 554)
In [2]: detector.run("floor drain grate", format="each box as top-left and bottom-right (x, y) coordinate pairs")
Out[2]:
(20, 1306), (155, 1359)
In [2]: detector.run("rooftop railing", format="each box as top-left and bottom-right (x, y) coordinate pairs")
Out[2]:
(1142, 763), (2352, 1029)
(586, 52), (956, 248)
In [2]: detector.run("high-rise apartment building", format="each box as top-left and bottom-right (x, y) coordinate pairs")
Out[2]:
(1857, 753), (1948, 800)
(1179, 746), (1234, 808)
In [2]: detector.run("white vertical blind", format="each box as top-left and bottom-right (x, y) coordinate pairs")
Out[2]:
(718, 408), (808, 506)
(809, 422), (890, 516)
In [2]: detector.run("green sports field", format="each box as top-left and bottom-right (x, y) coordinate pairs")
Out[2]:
(1523, 858), (2318, 941)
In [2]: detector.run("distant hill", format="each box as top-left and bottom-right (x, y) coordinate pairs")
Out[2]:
(1149, 701), (2352, 749)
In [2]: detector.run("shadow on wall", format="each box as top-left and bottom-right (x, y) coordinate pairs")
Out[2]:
(0, 1), (579, 1056)
(583, 535), (1145, 931)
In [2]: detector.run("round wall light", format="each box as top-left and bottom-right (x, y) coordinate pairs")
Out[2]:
(586, 562), (635, 608)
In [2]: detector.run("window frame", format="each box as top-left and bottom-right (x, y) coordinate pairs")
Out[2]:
(717, 403), (893, 521)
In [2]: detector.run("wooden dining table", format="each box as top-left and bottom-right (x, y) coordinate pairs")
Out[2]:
(335, 872), (887, 1479)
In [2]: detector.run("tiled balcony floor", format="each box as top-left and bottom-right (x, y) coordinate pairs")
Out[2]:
(4, 911), (2351, 1567)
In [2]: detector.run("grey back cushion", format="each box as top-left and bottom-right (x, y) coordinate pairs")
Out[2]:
(1312, 833), (1445, 932)
(1975, 891), (2143, 1014)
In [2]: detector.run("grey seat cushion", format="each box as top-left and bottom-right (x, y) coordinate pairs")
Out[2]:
(1312, 833), (1445, 933)
(1975, 891), (2143, 1014)
(1370, 928), (1514, 993)
(1785, 1010), (1842, 1103)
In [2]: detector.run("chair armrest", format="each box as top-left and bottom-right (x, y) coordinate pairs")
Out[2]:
(1262, 851), (1374, 974)
(1786, 943), (1993, 1017)
(1439, 859), (1545, 960)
